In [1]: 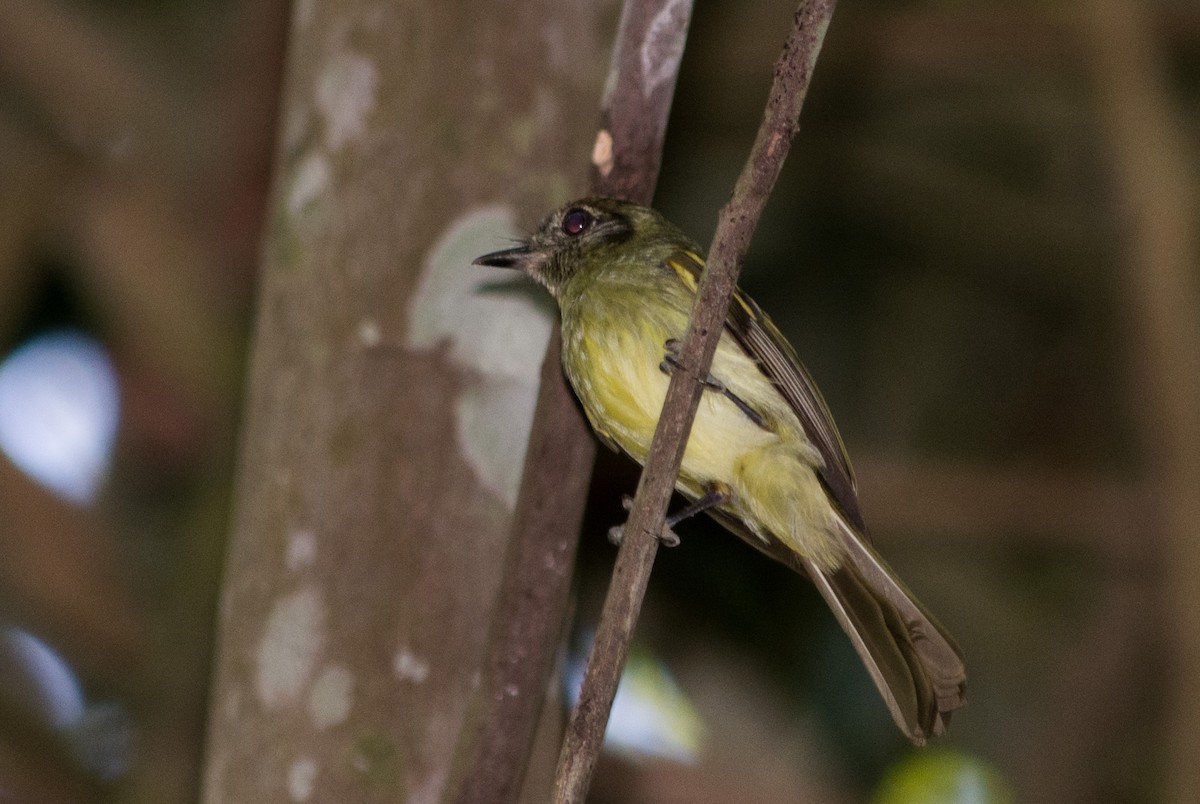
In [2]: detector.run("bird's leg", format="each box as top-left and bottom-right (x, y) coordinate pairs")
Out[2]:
(665, 482), (731, 528)
(660, 338), (768, 430)
(607, 483), (731, 548)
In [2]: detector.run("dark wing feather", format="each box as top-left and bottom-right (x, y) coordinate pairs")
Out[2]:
(665, 249), (865, 530)
(663, 248), (967, 743)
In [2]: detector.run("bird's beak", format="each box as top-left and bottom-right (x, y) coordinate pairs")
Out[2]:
(472, 245), (549, 275)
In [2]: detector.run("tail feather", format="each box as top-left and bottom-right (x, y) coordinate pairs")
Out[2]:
(800, 516), (967, 744)
(706, 506), (967, 742)
(837, 518), (967, 715)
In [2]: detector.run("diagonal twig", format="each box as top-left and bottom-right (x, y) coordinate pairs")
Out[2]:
(551, 2), (838, 801)
(450, 3), (694, 802)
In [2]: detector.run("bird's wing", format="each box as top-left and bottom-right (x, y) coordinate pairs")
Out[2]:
(664, 248), (865, 530)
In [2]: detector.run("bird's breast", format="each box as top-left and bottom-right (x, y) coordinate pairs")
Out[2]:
(560, 295), (782, 497)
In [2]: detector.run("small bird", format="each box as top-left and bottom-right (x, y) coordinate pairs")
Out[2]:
(475, 197), (966, 744)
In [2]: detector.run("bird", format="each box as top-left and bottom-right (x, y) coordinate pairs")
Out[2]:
(474, 196), (966, 744)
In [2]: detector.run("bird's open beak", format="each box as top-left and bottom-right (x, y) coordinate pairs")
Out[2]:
(473, 246), (548, 274)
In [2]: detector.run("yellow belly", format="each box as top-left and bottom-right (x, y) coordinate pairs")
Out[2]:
(559, 291), (845, 570)
(565, 310), (751, 474)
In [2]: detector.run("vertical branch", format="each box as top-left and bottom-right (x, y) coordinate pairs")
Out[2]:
(448, 330), (594, 804)
(590, 0), (694, 202)
(451, 2), (693, 802)
(1076, 2), (1200, 802)
(552, 2), (837, 802)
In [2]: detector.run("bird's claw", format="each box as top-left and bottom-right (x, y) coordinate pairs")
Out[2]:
(608, 495), (681, 547)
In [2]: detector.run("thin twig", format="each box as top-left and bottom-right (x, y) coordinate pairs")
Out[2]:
(451, 2), (693, 801)
(552, 2), (838, 801)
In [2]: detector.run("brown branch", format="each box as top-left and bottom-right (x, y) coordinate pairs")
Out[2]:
(552, 2), (838, 801)
(589, 0), (695, 201)
(0, 457), (141, 681)
(450, 3), (694, 802)
(0, 1), (202, 170)
(448, 330), (594, 804)
(854, 455), (1156, 564)
(1075, 1), (1200, 801)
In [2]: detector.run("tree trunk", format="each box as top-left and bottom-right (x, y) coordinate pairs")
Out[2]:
(200, 2), (616, 800)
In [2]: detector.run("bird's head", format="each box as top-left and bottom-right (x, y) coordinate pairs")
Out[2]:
(473, 197), (681, 297)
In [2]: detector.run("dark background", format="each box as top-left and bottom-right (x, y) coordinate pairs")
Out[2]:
(1, 0), (1196, 801)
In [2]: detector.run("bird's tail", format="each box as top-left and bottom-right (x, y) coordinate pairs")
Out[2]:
(799, 515), (967, 744)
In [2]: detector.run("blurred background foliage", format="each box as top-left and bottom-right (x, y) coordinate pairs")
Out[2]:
(0, 0), (1196, 801)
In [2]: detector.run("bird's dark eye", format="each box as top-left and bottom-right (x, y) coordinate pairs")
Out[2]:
(561, 208), (594, 236)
